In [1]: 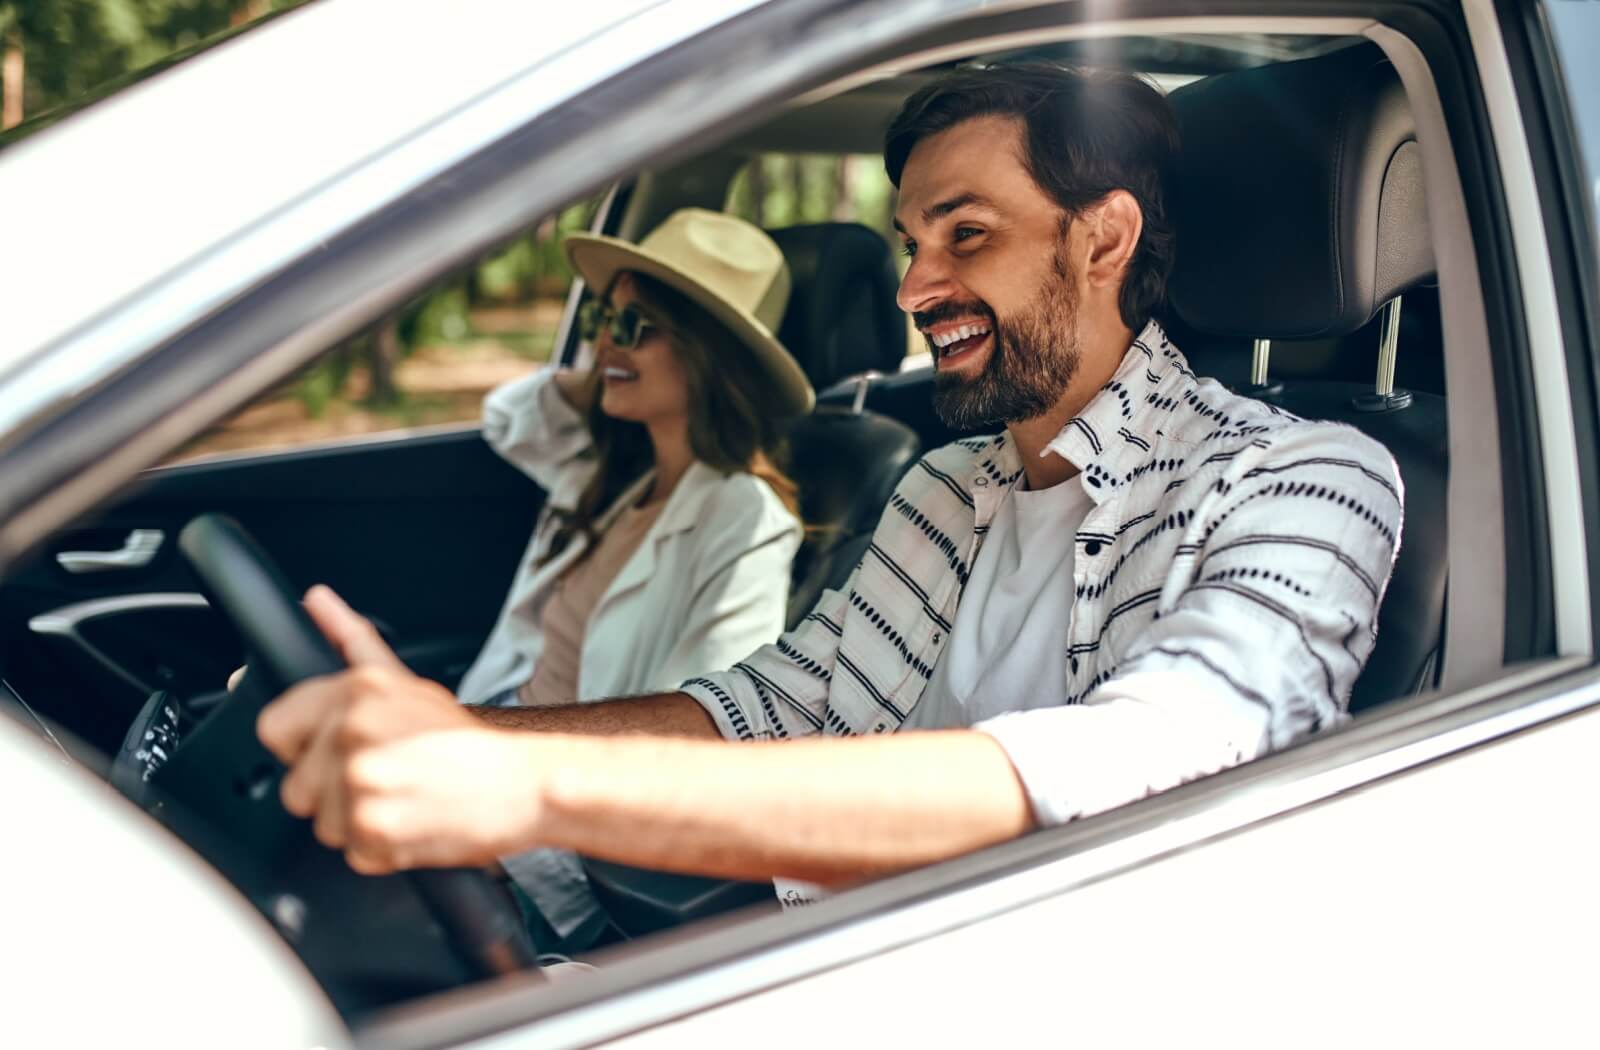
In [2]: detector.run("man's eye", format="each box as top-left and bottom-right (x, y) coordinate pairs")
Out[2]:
(953, 227), (983, 243)
(900, 241), (917, 258)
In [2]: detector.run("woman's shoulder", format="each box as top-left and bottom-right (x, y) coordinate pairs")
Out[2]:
(691, 465), (801, 536)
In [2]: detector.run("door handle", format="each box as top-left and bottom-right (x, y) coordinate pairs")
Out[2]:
(56, 529), (166, 574)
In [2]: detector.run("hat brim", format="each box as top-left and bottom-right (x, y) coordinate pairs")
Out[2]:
(564, 232), (815, 418)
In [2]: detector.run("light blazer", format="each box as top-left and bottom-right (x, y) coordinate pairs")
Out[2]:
(456, 366), (802, 706)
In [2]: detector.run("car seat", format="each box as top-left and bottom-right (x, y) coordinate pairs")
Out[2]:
(1167, 42), (1448, 712)
(769, 222), (921, 627)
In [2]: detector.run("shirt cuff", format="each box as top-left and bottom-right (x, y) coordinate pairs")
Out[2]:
(973, 668), (1269, 827)
(679, 675), (761, 741)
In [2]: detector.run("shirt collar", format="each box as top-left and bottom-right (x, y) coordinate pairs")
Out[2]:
(964, 320), (1192, 506)
(1044, 319), (1189, 503)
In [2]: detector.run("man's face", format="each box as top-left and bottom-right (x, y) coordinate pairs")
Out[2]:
(894, 115), (1082, 429)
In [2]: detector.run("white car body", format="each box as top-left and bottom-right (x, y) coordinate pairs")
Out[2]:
(3, 0), (1597, 1046)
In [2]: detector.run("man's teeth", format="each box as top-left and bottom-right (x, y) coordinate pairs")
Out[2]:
(930, 323), (992, 349)
(604, 366), (638, 380)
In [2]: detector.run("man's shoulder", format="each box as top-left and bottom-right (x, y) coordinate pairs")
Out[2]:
(895, 432), (1007, 490)
(1167, 377), (1396, 472)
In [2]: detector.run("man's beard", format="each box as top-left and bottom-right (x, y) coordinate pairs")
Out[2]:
(922, 247), (1081, 431)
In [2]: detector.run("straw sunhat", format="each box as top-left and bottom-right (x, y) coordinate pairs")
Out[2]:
(564, 208), (815, 417)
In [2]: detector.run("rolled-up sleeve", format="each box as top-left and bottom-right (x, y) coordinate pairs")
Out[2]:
(482, 366), (595, 500)
(681, 569), (854, 742)
(977, 423), (1404, 826)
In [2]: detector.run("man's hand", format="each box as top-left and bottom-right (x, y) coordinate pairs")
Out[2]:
(255, 587), (1033, 886)
(256, 585), (542, 874)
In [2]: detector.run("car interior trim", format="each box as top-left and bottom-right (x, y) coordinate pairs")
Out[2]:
(27, 590), (210, 633)
(1368, 22), (1510, 688)
(787, 14), (1377, 107)
(156, 421), (486, 472)
(1459, 0), (1590, 657)
(28, 592), (211, 697)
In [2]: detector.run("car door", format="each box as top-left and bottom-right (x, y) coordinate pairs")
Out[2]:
(0, 428), (541, 754)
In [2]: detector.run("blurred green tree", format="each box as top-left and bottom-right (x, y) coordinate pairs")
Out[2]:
(0, 1), (302, 130)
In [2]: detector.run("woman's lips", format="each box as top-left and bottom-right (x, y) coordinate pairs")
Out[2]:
(602, 366), (639, 382)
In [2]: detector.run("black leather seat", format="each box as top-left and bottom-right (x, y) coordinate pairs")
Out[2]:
(1168, 43), (1447, 712)
(769, 222), (920, 627)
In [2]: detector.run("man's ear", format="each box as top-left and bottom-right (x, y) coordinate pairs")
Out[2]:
(1083, 190), (1143, 293)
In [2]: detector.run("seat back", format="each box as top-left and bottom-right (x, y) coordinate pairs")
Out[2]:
(769, 222), (908, 388)
(785, 408), (921, 625)
(1169, 43), (1446, 711)
(768, 223), (920, 626)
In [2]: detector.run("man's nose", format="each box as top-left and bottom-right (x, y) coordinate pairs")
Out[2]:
(896, 252), (957, 315)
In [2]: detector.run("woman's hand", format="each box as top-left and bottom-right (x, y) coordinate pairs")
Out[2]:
(257, 585), (545, 874)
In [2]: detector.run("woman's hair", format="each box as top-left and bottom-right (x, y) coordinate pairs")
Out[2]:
(542, 271), (800, 566)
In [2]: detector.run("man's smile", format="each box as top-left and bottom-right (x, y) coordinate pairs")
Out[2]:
(922, 319), (993, 370)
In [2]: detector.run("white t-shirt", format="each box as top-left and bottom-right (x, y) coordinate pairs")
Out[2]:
(777, 477), (1095, 910)
(906, 477), (1095, 729)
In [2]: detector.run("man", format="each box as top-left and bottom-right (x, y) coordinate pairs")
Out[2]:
(259, 64), (1402, 895)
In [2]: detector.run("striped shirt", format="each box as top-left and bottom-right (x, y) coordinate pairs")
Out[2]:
(681, 320), (1404, 825)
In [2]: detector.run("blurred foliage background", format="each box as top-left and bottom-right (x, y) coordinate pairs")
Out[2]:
(0, 1), (899, 458)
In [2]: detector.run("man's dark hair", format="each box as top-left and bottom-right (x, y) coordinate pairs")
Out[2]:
(884, 62), (1180, 332)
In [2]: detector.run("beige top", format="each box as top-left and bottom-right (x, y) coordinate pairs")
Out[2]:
(520, 499), (666, 707)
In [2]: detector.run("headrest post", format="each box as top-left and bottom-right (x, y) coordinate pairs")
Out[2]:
(1353, 296), (1413, 412)
(1250, 338), (1272, 387)
(1374, 296), (1402, 397)
(849, 370), (882, 415)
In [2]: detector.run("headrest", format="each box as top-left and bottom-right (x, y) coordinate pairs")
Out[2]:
(768, 222), (907, 389)
(1167, 43), (1433, 340)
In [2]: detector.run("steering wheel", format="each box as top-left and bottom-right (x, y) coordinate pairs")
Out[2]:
(170, 513), (539, 985)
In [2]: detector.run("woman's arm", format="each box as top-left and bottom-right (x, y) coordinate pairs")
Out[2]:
(481, 365), (598, 496)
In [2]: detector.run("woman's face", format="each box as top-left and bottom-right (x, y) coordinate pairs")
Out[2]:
(594, 274), (693, 427)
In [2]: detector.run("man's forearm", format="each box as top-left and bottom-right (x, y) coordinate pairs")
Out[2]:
(518, 729), (1034, 886)
(473, 691), (721, 739)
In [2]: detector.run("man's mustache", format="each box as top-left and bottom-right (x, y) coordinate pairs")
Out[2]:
(912, 301), (995, 330)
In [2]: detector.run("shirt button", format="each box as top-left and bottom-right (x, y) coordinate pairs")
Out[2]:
(974, 476), (989, 487)
(1083, 541), (1103, 556)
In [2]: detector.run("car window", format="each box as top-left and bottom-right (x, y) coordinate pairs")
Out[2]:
(723, 152), (924, 371)
(724, 152), (896, 235)
(164, 197), (601, 462)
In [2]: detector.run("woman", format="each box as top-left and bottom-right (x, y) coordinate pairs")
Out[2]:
(454, 208), (814, 952)
(457, 207), (813, 708)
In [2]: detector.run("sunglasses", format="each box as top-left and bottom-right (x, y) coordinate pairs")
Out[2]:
(577, 300), (661, 350)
